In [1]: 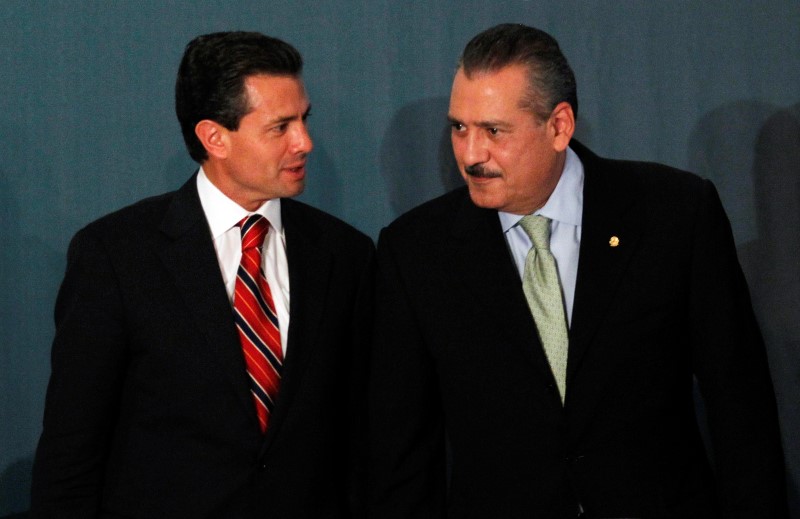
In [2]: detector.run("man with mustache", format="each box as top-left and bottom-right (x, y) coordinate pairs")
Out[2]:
(369, 24), (786, 518)
(31, 31), (374, 518)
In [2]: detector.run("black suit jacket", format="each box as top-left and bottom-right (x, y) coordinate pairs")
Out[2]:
(31, 174), (375, 518)
(368, 142), (786, 518)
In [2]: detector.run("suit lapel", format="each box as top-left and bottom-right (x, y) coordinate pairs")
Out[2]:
(568, 143), (642, 381)
(260, 198), (333, 451)
(450, 192), (561, 402)
(447, 142), (645, 408)
(156, 175), (257, 423)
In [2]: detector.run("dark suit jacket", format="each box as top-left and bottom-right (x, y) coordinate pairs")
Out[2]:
(368, 141), (786, 518)
(31, 174), (375, 518)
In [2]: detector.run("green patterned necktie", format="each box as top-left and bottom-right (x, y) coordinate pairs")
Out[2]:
(520, 215), (569, 404)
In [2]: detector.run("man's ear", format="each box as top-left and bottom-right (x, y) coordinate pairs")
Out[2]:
(549, 101), (575, 152)
(195, 119), (229, 159)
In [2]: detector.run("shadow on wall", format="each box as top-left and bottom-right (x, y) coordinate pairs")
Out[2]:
(744, 102), (800, 518)
(0, 457), (33, 518)
(380, 97), (462, 219)
(688, 101), (779, 245)
(689, 101), (800, 517)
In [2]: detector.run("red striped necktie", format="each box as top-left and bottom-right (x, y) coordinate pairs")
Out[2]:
(233, 214), (282, 433)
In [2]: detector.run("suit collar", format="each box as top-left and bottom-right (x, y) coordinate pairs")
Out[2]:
(195, 167), (284, 239)
(159, 172), (206, 239)
(259, 198), (333, 451)
(160, 185), (336, 447)
(567, 141), (643, 384)
(157, 174), (260, 425)
(449, 141), (646, 407)
(451, 192), (564, 407)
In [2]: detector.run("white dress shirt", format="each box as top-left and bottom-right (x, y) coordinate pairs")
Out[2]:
(196, 168), (291, 354)
(499, 146), (584, 327)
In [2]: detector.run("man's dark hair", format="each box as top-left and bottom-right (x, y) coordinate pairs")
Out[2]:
(458, 23), (577, 121)
(175, 31), (303, 163)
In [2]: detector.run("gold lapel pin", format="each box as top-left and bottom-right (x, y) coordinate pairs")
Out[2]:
(609, 236), (620, 247)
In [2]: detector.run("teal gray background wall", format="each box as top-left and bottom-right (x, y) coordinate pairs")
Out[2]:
(1, 1), (798, 516)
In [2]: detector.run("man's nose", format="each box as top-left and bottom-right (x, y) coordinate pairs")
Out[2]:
(292, 122), (313, 154)
(460, 131), (488, 166)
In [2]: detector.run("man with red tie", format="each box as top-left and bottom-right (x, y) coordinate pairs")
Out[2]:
(31, 32), (374, 518)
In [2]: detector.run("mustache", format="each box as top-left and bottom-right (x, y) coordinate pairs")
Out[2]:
(464, 164), (501, 179)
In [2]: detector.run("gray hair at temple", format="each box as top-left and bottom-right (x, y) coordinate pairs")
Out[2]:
(458, 23), (578, 122)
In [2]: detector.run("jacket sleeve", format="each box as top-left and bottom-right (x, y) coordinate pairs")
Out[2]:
(30, 227), (129, 518)
(689, 180), (788, 518)
(345, 237), (376, 519)
(367, 228), (447, 519)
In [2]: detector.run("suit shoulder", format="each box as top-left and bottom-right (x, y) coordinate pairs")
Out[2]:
(383, 187), (470, 237)
(575, 140), (706, 195)
(610, 157), (703, 189)
(75, 190), (177, 241)
(282, 198), (372, 249)
(620, 160), (711, 215)
(583, 149), (710, 212)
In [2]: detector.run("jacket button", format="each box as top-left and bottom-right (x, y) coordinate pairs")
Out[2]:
(259, 462), (267, 471)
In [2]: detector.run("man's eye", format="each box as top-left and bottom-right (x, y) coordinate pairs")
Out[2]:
(488, 127), (499, 136)
(450, 122), (464, 131)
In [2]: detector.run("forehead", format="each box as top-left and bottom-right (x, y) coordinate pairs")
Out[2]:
(449, 65), (530, 120)
(243, 74), (308, 113)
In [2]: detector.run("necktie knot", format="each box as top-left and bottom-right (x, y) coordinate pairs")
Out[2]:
(238, 214), (269, 252)
(519, 214), (551, 251)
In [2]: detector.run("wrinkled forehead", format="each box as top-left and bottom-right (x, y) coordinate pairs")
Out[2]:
(449, 66), (531, 119)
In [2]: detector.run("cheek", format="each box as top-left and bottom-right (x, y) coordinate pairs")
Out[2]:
(255, 145), (282, 169)
(450, 138), (464, 163)
(490, 146), (515, 173)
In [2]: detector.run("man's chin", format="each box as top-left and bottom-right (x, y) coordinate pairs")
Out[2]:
(275, 181), (305, 200)
(467, 185), (503, 210)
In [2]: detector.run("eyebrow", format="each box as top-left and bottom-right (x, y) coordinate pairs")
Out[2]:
(268, 104), (312, 126)
(447, 115), (510, 129)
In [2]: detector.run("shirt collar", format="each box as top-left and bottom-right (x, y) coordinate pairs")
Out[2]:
(196, 166), (283, 239)
(498, 145), (584, 233)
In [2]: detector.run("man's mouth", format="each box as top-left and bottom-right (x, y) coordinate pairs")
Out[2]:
(284, 162), (306, 174)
